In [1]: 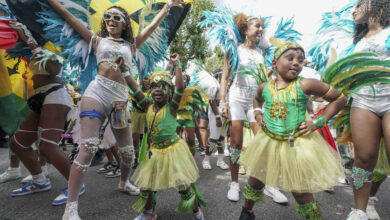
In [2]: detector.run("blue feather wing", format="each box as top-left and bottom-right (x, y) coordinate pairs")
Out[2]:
(36, 0), (94, 92)
(308, 0), (356, 73)
(199, 8), (241, 71)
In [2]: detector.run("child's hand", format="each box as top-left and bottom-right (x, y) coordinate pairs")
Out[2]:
(255, 114), (266, 128)
(298, 121), (317, 136)
(170, 53), (180, 65)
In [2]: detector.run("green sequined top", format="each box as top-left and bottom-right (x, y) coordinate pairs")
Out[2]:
(146, 104), (180, 148)
(262, 77), (309, 135)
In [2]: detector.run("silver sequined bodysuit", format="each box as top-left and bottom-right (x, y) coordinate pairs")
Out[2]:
(96, 37), (133, 69)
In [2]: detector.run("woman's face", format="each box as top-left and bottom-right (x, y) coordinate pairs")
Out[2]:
(274, 49), (305, 81)
(103, 9), (125, 36)
(246, 18), (264, 42)
(353, 0), (370, 24)
(151, 81), (170, 104)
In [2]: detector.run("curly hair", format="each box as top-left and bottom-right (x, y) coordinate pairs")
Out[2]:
(353, 0), (390, 44)
(98, 6), (134, 44)
(234, 13), (264, 42)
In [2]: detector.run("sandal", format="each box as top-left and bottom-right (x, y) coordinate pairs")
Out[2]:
(97, 162), (115, 174)
(105, 167), (121, 178)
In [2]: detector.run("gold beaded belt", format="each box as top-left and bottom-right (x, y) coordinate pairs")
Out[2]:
(151, 135), (181, 150)
(262, 126), (302, 142)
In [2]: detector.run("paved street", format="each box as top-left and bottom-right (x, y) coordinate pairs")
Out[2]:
(1, 147), (390, 220)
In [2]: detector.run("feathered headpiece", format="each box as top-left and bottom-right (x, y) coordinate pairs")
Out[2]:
(150, 69), (172, 86)
(272, 40), (304, 60)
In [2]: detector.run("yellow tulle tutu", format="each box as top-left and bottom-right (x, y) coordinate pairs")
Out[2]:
(131, 139), (199, 191)
(240, 129), (343, 193)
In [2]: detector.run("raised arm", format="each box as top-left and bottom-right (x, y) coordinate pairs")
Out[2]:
(220, 53), (233, 118)
(169, 53), (184, 115)
(9, 21), (62, 75)
(135, 0), (184, 48)
(47, 0), (93, 43)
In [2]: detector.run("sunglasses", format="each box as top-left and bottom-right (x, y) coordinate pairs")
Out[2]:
(103, 13), (125, 23)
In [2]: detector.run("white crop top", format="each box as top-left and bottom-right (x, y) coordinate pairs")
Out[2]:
(354, 28), (390, 60)
(232, 45), (265, 89)
(95, 37), (134, 69)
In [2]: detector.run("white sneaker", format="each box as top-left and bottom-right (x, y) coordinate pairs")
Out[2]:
(202, 159), (212, 170)
(0, 167), (21, 183)
(216, 160), (229, 170)
(21, 165), (49, 183)
(224, 149), (230, 157)
(367, 197), (380, 220)
(347, 209), (369, 220)
(62, 201), (81, 220)
(227, 181), (240, 202)
(119, 181), (140, 196)
(239, 165), (246, 175)
(264, 186), (288, 204)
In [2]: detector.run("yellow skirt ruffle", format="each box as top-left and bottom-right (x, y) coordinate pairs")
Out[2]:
(240, 130), (343, 193)
(131, 139), (199, 191)
(373, 139), (390, 176)
(131, 111), (147, 134)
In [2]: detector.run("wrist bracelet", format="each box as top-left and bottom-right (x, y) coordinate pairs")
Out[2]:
(173, 60), (182, 69)
(216, 115), (221, 119)
(313, 115), (327, 128)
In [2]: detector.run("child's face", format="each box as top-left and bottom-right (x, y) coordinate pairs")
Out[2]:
(274, 49), (305, 80)
(151, 81), (170, 104)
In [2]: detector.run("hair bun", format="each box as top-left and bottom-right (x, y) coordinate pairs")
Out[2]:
(234, 13), (248, 39)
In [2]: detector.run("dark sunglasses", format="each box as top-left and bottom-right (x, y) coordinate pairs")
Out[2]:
(103, 13), (125, 23)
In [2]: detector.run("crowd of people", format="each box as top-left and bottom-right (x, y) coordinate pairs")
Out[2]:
(0, 0), (390, 220)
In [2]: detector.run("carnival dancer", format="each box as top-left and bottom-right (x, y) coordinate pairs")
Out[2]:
(346, 1), (390, 219)
(185, 61), (229, 170)
(239, 42), (346, 220)
(6, 21), (76, 205)
(176, 73), (198, 156)
(45, 0), (186, 218)
(128, 53), (205, 220)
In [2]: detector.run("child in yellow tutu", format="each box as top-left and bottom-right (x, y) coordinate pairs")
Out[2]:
(125, 53), (205, 220)
(238, 42), (347, 220)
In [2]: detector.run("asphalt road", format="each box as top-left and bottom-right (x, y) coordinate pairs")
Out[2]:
(1, 147), (390, 220)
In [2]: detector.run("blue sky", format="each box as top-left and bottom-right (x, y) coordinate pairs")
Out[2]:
(214, 0), (351, 50)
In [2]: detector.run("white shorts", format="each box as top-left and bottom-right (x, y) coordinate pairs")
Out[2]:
(352, 85), (390, 117)
(35, 83), (72, 108)
(228, 85), (256, 122)
(83, 75), (129, 116)
(208, 107), (221, 140)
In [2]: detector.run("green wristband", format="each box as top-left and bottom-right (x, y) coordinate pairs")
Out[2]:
(174, 89), (183, 96)
(173, 61), (182, 69)
(133, 87), (141, 96)
(137, 96), (147, 105)
(313, 115), (327, 128)
(172, 99), (180, 106)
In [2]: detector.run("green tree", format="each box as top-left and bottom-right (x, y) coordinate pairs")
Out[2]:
(169, 0), (215, 70)
(205, 45), (224, 74)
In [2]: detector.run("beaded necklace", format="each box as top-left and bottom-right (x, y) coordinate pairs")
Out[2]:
(269, 79), (299, 147)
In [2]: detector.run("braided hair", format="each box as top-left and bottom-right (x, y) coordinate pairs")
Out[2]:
(354, 0), (390, 44)
(98, 6), (134, 44)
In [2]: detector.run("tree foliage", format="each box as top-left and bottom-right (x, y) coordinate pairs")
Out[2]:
(169, 0), (215, 69)
(204, 45), (224, 74)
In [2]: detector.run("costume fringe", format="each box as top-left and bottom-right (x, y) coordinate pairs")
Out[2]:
(296, 201), (323, 220)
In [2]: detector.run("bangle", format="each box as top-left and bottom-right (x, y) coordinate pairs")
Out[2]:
(173, 61), (182, 69)
(216, 115), (221, 119)
(313, 115), (327, 128)
(174, 89), (183, 96)
(253, 107), (263, 115)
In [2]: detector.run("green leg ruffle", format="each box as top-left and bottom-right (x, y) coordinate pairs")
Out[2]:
(372, 171), (387, 183)
(132, 191), (156, 213)
(175, 183), (206, 214)
(243, 184), (264, 203)
(296, 201), (323, 220)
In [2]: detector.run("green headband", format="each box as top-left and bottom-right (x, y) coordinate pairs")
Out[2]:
(274, 42), (305, 60)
